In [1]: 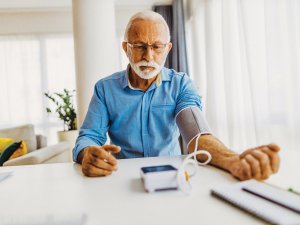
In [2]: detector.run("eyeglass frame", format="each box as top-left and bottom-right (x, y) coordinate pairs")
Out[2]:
(126, 42), (170, 54)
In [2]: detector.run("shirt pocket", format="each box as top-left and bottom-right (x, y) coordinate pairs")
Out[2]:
(150, 104), (176, 130)
(151, 104), (175, 115)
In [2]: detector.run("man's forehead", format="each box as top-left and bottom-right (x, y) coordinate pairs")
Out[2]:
(127, 19), (168, 43)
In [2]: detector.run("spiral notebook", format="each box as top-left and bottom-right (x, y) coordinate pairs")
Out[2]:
(211, 180), (300, 225)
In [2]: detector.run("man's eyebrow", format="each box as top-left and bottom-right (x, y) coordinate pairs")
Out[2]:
(130, 41), (166, 45)
(131, 41), (146, 44)
(153, 42), (166, 45)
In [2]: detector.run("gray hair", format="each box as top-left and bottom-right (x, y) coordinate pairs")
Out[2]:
(124, 10), (171, 42)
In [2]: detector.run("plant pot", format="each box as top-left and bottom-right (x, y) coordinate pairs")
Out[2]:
(57, 130), (79, 162)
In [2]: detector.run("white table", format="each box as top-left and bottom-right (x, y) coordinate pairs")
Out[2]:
(0, 151), (299, 225)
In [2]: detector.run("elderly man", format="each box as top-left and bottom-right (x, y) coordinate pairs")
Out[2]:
(73, 11), (280, 181)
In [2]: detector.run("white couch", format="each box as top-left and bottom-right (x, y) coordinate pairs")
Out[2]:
(0, 124), (70, 166)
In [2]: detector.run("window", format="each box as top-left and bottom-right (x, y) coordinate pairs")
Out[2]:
(0, 34), (76, 144)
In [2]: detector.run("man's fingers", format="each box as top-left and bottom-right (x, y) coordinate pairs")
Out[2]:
(101, 151), (118, 166)
(251, 150), (272, 179)
(240, 144), (280, 158)
(240, 159), (252, 180)
(88, 146), (103, 158)
(233, 144), (280, 181)
(240, 145), (265, 158)
(261, 148), (280, 173)
(102, 145), (121, 153)
(82, 161), (112, 177)
(88, 146), (118, 166)
(82, 159), (112, 177)
(81, 146), (120, 177)
(229, 158), (252, 181)
(267, 143), (280, 152)
(90, 156), (118, 171)
(245, 154), (262, 180)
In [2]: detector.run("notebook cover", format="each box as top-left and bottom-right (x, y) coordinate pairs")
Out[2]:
(211, 180), (300, 225)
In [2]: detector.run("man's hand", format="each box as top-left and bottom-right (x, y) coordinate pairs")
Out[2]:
(227, 144), (280, 180)
(193, 135), (281, 181)
(79, 145), (121, 177)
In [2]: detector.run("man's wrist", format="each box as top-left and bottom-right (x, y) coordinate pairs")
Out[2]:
(77, 148), (87, 164)
(212, 152), (239, 172)
(194, 134), (240, 172)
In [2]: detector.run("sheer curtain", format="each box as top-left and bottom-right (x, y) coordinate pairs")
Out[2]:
(186, 0), (300, 152)
(0, 34), (76, 144)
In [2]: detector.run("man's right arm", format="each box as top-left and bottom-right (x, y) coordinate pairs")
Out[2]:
(73, 83), (122, 177)
(73, 82), (109, 163)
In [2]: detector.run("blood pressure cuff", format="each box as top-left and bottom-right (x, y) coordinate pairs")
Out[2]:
(176, 107), (212, 154)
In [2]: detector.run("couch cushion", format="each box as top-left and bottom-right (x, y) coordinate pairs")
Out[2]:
(3, 141), (69, 166)
(0, 124), (37, 152)
(0, 138), (14, 153)
(0, 141), (22, 166)
(9, 140), (27, 160)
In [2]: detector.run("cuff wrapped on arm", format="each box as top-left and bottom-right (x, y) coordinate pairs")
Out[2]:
(175, 107), (212, 154)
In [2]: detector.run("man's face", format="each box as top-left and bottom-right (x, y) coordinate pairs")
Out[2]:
(122, 19), (172, 79)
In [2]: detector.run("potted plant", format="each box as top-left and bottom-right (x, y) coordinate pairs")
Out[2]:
(44, 89), (78, 152)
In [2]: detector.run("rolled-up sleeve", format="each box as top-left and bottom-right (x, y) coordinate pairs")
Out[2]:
(72, 82), (109, 162)
(175, 75), (212, 153)
(175, 74), (202, 115)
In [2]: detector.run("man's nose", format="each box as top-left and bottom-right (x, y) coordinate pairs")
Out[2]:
(143, 46), (154, 61)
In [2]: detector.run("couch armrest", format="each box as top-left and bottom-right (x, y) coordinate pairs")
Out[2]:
(36, 134), (47, 149)
(3, 142), (69, 166)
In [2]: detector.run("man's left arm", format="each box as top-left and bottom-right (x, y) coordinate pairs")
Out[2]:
(188, 134), (280, 180)
(175, 74), (280, 181)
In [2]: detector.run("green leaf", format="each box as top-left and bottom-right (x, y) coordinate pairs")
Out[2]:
(44, 89), (77, 130)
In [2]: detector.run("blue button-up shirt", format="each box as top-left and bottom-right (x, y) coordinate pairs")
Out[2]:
(73, 67), (202, 162)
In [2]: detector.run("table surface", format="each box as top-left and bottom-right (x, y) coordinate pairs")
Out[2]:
(0, 151), (299, 225)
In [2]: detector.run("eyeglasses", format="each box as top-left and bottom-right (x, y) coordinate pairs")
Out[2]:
(127, 42), (169, 54)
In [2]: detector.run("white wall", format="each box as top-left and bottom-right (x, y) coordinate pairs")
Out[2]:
(115, 5), (152, 38)
(0, 0), (172, 35)
(0, 0), (71, 10)
(0, 10), (72, 35)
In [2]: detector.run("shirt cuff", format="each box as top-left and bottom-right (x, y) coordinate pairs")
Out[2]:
(72, 139), (99, 163)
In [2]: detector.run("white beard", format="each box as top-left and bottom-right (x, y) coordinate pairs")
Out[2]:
(129, 60), (165, 80)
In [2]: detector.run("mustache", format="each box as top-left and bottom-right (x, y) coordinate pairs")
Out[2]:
(135, 60), (160, 68)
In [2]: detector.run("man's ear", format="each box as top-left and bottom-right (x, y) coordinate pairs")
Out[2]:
(122, 42), (128, 54)
(167, 42), (172, 54)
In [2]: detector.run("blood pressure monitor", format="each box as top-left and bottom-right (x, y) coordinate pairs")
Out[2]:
(140, 165), (178, 192)
(139, 107), (213, 193)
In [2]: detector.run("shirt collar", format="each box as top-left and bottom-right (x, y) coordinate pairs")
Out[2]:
(122, 64), (170, 90)
(160, 67), (171, 82)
